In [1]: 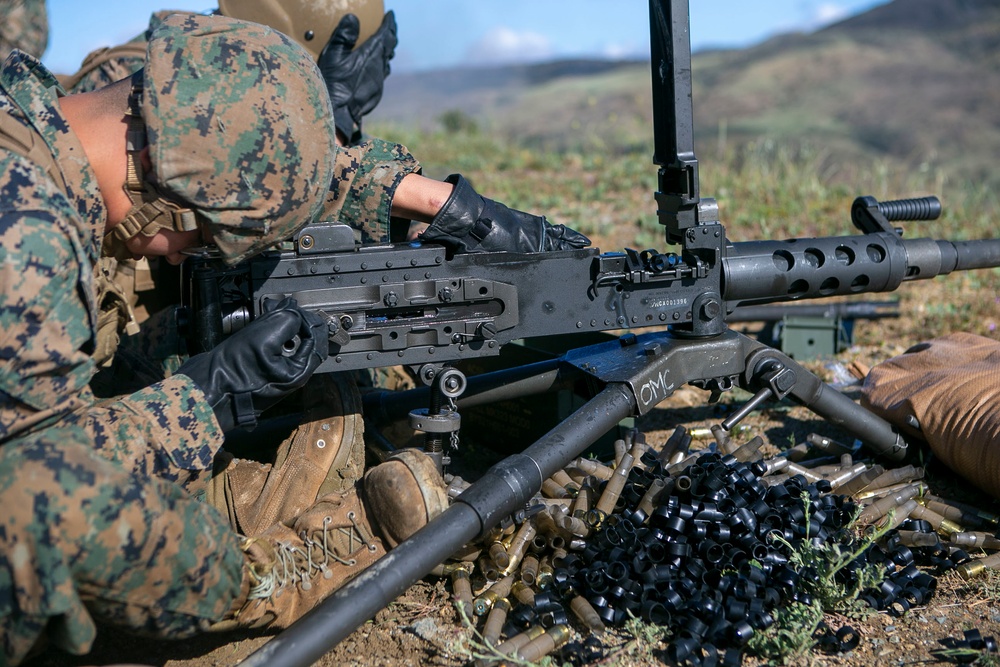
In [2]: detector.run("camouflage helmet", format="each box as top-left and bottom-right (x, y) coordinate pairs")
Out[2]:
(218, 0), (385, 62)
(142, 13), (336, 265)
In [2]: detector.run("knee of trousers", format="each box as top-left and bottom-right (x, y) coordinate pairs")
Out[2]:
(0, 432), (245, 651)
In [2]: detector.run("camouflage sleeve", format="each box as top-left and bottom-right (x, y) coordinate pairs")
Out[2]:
(0, 207), (96, 442)
(80, 374), (225, 490)
(320, 138), (421, 244)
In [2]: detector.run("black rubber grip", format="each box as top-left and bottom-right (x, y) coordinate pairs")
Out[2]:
(878, 196), (941, 221)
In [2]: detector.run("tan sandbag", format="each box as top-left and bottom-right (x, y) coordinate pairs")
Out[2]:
(861, 332), (1000, 498)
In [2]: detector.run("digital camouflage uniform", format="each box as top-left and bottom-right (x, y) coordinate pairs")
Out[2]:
(0, 50), (241, 664)
(0, 29), (418, 664)
(0, 0), (47, 60)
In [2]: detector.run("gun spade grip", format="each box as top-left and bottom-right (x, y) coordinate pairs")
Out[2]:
(878, 196), (941, 221)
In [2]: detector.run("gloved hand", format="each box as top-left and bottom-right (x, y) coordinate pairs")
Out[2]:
(177, 298), (329, 433)
(317, 10), (397, 145)
(419, 174), (591, 255)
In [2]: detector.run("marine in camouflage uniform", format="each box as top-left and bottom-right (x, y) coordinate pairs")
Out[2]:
(0, 0), (47, 60)
(68, 4), (407, 389)
(0, 13), (423, 664)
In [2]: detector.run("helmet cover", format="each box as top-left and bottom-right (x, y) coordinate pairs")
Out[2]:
(143, 13), (337, 264)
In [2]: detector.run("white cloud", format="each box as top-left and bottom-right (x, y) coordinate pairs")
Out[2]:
(600, 41), (647, 61)
(809, 3), (852, 28)
(464, 26), (554, 66)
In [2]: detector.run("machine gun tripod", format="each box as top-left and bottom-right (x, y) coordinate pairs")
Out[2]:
(368, 322), (905, 479)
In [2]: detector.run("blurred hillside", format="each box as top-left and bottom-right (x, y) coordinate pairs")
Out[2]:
(369, 0), (1000, 188)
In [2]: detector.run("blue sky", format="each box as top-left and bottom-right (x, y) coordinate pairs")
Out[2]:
(42, 0), (890, 76)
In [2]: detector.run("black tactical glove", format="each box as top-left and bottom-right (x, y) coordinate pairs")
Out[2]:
(176, 298), (329, 433)
(419, 174), (591, 255)
(318, 11), (397, 145)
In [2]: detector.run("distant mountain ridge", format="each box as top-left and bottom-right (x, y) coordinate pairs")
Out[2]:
(369, 0), (1000, 186)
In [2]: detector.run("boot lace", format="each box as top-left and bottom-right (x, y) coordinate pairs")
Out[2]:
(248, 511), (378, 599)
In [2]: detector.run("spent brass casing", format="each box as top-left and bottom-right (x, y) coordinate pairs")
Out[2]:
(666, 451), (699, 475)
(806, 433), (854, 456)
(866, 465), (925, 492)
(565, 468), (589, 487)
(551, 469), (579, 493)
(570, 458), (614, 481)
(532, 507), (562, 537)
(824, 462), (869, 489)
(494, 625), (547, 657)
(488, 541), (511, 570)
(657, 425), (689, 464)
(923, 495), (1000, 528)
(477, 556), (500, 585)
(881, 499), (919, 532)
(536, 557), (554, 590)
(449, 565), (474, 615)
(501, 522), (537, 576)
(628, 438), (649, 471)
(510, 579), (535, 606)
(515, 624), (571, 662)
(569, 594), (606, 634)
(909, 504), (963, 537)
(784, 462), (825, 483)
(473, 574), (515, 616)
(482, 522), (513, 547)
(896, 529), (940, 548)
(731, 435), (765, 463)
(636, 477), (668, 516)
(855, 481), (928, 502)
(560, 514), (590, 538)
(831, 464), (885, 496)
(482, 597), (511, 647)
(595, 453), (635, 516)
(520, 554), (540, 586)
(958, 551), (1000, 580)
(541, 478), (570, 499)
(783, 441), (811, 462)
(473, 589), (498, 617)
(691, 424), (750, 440)
(950, 531), (1000, 550)
(613, 438), (628, 467)
(761, 473), (792, 487)
(858, 485), (920, 524)
(757, 456), (790, 477)
(806, 463), (848, 476)
(711, 424), (735, 455)
(571, 480), (593, 518)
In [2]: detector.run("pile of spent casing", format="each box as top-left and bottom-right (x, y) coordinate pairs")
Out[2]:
(439, 425), (1000, 664)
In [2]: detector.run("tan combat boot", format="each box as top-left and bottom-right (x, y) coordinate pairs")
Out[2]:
(219, 448), (449, 630)
(207, 372), (366, 537)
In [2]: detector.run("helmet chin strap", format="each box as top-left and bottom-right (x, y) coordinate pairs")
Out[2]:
(102, 71), (200, 260)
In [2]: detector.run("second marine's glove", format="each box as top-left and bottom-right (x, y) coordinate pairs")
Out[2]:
(419, 174), (591, 255)
(318, 11), (397, 145)
(177, 298), (329, 433)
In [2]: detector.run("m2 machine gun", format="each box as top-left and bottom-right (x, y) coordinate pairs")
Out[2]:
(181, 2), (1000, 665)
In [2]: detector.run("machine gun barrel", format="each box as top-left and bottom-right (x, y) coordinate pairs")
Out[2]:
(722, 233), (1000, 307)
